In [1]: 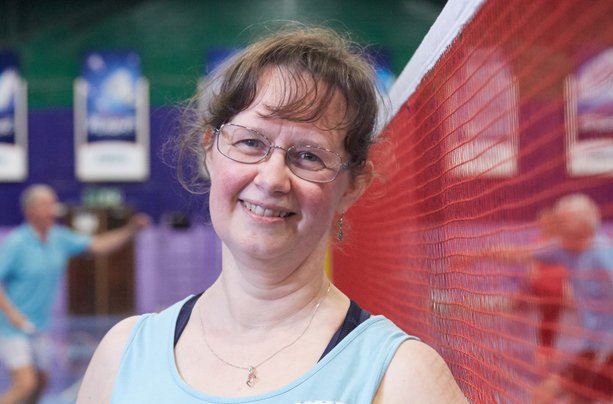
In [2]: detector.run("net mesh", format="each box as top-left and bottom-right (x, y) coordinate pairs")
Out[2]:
(333, 0), (613, 401)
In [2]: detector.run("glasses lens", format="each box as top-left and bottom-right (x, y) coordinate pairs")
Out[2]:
(216, 124), (346, 183)
(287, 146), (341, 183)
(217, 124), (270, 163)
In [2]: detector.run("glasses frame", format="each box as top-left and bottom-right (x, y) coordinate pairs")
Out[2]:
(214, 123), (351, 183)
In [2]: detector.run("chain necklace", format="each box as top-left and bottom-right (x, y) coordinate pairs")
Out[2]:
(199, 282), (331, 388)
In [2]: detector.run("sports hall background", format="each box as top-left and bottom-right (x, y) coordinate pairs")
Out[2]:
(1, 0), (613, 402)
(0, 0), (447, 401)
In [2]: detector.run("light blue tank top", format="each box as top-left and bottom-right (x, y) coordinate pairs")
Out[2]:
(111, 296), (416, 403)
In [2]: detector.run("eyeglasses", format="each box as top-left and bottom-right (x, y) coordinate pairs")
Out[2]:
(214, 123), (351, 183)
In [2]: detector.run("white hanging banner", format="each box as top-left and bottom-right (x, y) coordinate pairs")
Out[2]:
(443, 48), (519, 178)
(565, 48), (613, 177)
(75, 51), (149, 182)
(0, 51), (27, 182)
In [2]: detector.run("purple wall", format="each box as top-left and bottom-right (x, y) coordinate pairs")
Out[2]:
(0, 107), (210, 227)
(135, 225), (221, 313)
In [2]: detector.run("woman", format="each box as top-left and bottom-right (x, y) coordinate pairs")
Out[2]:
(77, 26), (466, 403)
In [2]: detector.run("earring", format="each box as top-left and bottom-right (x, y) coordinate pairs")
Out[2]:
(336, 216), (344, 241)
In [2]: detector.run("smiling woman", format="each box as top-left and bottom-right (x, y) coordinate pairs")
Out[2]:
(76, 24), (467, 404)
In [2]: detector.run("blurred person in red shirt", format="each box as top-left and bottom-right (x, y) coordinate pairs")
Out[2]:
(526, 208), (569, 365)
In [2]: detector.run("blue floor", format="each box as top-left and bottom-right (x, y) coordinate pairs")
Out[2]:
(0, 315), (123, 404)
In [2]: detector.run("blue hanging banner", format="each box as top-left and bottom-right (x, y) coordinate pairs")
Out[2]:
(75, 50), (149, 181)
(205, 47), (240, 75)
(0, 50), (27, 181)
(83, 51), (139, 143)
(368, 46), (396, 94)
(0, 52), (18, 145)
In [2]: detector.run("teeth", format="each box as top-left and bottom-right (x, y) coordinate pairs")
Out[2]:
(243, 201), (290, 218)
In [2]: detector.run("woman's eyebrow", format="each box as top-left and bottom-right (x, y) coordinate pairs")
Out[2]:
(237, 116), (342, 147)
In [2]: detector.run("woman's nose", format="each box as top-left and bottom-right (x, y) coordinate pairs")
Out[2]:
(253, 148), (292, 193)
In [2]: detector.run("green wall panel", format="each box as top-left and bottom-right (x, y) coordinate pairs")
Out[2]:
(1, 0), (443, 107)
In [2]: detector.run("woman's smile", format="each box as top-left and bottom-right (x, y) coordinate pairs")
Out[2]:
(240, 200), (295, 219)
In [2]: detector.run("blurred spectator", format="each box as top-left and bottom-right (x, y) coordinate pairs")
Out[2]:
(0, 184), (150, 404)
(526, 208), (569, 365)
(530, 194), (613, 403)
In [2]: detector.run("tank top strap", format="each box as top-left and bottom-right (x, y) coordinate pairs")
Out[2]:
(319, 300), (371, 359)
(173, 293), (201, 346)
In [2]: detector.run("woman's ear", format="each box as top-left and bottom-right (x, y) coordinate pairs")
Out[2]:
(203, 128), (214, 148)
(337, 161), (374, 214)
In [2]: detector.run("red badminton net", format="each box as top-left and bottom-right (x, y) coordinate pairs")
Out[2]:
(333, 0), (613, 402)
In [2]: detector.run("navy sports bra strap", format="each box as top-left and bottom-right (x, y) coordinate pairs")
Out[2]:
(319, 300), (371, 360)
(173, 294), (371, 359)
(173, 293), (201, 346)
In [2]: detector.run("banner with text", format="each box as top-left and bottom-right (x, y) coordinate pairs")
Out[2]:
(75, 51), (149, 181)
(0, 51), (27, 181)
(565, 47), (613, 176)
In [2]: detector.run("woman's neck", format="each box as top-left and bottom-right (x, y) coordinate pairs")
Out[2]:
(207, 244), (330, 331)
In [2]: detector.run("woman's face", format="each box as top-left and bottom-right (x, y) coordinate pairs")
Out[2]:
(205, 69), (368, 263)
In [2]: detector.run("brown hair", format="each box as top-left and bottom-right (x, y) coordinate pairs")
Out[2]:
(173, 24), (381, 192)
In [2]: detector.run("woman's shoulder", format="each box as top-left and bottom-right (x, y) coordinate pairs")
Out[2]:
(77, 315), (142, 404)
(77, 297), (195, 402)
(374, 338), (468, 403)
(101, 315), (143, 348)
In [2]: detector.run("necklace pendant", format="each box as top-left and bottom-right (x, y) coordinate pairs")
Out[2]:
(246, 366), (257, 387)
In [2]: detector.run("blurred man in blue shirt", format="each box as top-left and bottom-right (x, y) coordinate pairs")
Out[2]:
(0, 184), (149, 404)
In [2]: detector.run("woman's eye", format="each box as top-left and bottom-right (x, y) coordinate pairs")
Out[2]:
(298, 151), (322, 162)
(233, 138), (268, 152)
(290, 150), (327, 169)
(236, 138), (263, 148)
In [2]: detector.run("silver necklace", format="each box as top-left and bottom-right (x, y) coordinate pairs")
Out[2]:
(199, 282), (331, 388)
